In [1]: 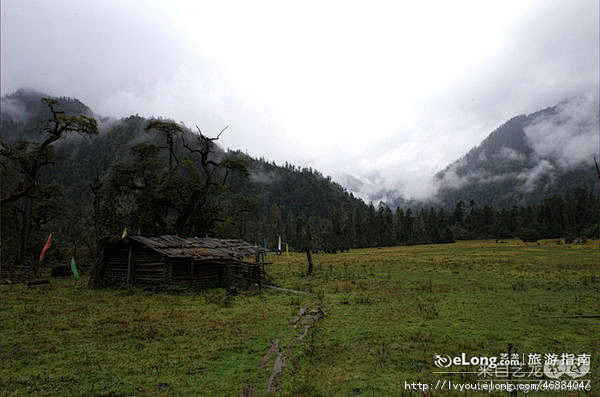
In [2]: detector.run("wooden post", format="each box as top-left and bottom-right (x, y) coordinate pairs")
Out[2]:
(126, 243), (135, 285)
(252, 264), (261, 292)
(224, 263), (232, 291)
(306, 248), (313, 275)
(246, 264), (252, 289)
(163, 262), (168, 288)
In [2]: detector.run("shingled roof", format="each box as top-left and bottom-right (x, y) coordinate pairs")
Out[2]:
(125, 235), (268, 260)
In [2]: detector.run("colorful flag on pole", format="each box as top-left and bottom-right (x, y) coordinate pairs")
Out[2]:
(278, 235), (282, 252)
(264, 238), (267, 249)
(137, 228), (141, 235)
(70, 256), (79, 280)
(121, 227), (127, 239)
(39, 233), (52, 262)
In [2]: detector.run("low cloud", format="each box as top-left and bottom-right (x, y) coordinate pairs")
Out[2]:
(2, 97), (30, 122)
(499, 146), (525, 162)
(431, 94), (599, 198)
(524, 94), (599, 169)
(249, 166), (281, 185)
(1, 1), (597, 206)
(517, 159), (555, 193)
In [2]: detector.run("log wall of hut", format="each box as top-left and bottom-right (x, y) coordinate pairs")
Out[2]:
(100, 236), (265, 289)
(102, 244), (241, 288)
(133, 247), (167, 286)
(169, 259), (237, 288)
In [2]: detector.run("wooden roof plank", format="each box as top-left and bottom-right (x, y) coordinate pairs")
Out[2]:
(125, 235), (268, 260)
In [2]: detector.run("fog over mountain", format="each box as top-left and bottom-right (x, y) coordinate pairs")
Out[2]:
(524, 95), (599, 170)
(3, 88), (597, 213)
(415, 94), (599, 209)
(2, 1), (598, 204)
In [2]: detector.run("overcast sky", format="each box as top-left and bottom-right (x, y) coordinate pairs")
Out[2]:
(2, 0), (598, 202)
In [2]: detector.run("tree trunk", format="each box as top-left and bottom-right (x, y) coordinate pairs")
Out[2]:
(175, 188), (205, 234)
(88, 238), (107, 288)
(16, 196), (33, 269)
(306, 248), (313, 275)
(90, 176), (103, 250)
(83, 238), (95, 260)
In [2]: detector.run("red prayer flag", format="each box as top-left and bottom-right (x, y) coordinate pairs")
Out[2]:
(39, 233), (52, 262)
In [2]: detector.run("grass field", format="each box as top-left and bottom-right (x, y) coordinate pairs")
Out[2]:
(1, 239), (598, 396)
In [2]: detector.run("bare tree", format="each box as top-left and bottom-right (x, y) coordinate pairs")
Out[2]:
(176, 125), (248, 234)
(1, 98), (98, 270)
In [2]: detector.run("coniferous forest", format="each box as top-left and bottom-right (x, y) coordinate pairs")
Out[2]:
(1, 91), (598, 273)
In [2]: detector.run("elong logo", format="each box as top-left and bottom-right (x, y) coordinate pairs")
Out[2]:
(434, 354), (499, 369)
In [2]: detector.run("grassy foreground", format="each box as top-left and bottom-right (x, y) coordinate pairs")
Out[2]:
(1, 239), (598, 396)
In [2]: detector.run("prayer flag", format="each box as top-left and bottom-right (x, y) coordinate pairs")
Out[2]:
(39, 233), (52, 262)
(70, 256), (79, 280)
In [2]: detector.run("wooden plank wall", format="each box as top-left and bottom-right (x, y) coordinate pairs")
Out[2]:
(104, 243), (243, 288)
(134, 247), (167, 286)
(171, 259), (226, 287)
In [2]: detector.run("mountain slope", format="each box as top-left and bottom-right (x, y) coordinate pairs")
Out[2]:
(1, 89), (598, 264)
(432, 96), (599, 208)
(1, 89), (367, 245)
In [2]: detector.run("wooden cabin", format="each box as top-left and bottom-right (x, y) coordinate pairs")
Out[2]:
(100, 235), (269, 289)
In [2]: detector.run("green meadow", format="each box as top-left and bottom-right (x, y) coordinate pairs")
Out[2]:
(2, 239), (598, 396)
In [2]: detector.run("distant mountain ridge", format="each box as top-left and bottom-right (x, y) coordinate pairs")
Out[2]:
(430, 96), (598, 208)
(2, 89), (597, 215)
(0, 89), (368, 242)
(1, 89), (598, 257)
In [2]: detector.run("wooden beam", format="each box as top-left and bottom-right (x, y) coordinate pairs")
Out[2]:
(258, 339), (279, 369)
(290, 308), (307, 325)
(224, 263), (232, 290)
(126, 243), (135, 285)
(266, 353), (286, 392)
(263, 284), (308, 295)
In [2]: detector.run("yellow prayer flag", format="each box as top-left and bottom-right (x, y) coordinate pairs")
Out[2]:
(122, 227), (127, 239)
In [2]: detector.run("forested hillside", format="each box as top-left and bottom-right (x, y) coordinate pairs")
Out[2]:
(1, 90), (598, 271)
(433, 97), (599, 208)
